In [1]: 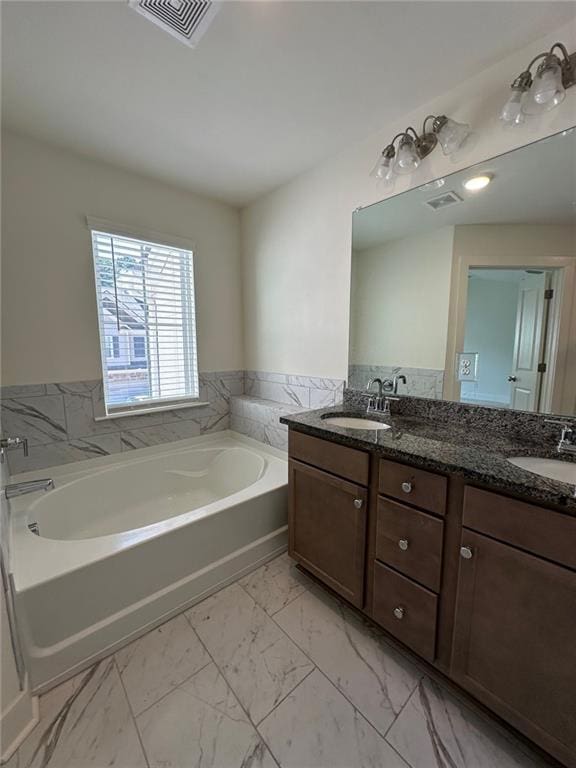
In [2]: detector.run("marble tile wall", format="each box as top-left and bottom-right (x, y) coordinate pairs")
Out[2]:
(348, 365), (444, 400)
(244, 371), (345, 410)
(230, 396), (301, 451)
(0, 371), (244, 474)
(233, 372), (346, 451)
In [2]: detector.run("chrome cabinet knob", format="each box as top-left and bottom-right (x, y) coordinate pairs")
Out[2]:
(398, 538), (409, 551)
(401, 481), (413, 494)
(460, 546), (473, 560)
(393, 606), (405, 620)
(353, 498), (363, 509)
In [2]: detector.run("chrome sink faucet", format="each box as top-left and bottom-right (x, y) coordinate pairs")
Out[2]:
(545, 420), (576, 455)
(366, 379), (399, 416)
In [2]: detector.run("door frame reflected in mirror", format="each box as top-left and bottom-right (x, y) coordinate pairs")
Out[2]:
(444, 241), (576, 415)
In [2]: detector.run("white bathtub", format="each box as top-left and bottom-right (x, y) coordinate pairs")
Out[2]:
(8, 431), (288, 692)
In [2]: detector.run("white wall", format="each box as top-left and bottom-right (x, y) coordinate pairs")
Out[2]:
(1, 131), (243, 385)
(350, 228), (454, 369)
(241, 20), (576, 380)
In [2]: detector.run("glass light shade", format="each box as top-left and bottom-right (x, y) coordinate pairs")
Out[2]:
(523, 59), (565, 114)
(370, 153), (393, 180)
(436, 118), (472, 156)
(393, 138), (420, 174)
(499, 89), (526, 125)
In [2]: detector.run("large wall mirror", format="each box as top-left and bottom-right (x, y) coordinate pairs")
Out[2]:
(349, 129), (576, 416)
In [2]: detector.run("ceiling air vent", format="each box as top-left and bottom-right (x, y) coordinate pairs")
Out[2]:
(129, 0), (220, 48)
(424, 191), (463, 211)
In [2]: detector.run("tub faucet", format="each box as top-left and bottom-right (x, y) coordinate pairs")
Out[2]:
(4, 478), (54, 499)
(0, 436), (28, 464)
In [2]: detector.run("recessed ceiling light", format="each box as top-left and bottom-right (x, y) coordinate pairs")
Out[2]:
(464, 174), (492, 192)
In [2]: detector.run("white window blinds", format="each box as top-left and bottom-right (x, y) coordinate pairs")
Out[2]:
(91, 228), (199, 414)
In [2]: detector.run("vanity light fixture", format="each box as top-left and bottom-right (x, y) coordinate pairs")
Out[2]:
(500, 42), (576, 125)
(463, 174), (492, 192)
(370, 115), (472, 185)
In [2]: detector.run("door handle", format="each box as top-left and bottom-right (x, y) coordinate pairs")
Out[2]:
(507, 375), (517, 382)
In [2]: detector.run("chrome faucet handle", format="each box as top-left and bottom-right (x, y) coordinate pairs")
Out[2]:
(545, 419), (575, 427)
(382, 396), (400, 416)
(0, 437), (29, 464)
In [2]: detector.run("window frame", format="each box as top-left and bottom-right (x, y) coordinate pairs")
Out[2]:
(87, 216), (207, 419)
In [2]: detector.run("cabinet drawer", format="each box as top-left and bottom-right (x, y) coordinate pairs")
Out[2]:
(463, 487), (576, 570)
(289, 430), (369, 486)
(372, 561), (437, 661)
(375, 498), (444, 592)
(379, 458), (447, 515)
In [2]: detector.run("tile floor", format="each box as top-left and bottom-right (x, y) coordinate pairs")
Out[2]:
(12, 553), (551, 768)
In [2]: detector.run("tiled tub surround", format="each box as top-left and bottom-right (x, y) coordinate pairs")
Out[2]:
(348, 364), (444, 400)
(230, 396), (302, 452)
(11, 554), (548, 768)
(244, 370), (345, 409)
(0, 371), (244, 473)
(230, 372), (345, 451)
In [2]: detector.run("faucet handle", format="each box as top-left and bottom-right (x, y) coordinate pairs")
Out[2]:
(0, 437), (29, 463)
(545, 419), (574, 427)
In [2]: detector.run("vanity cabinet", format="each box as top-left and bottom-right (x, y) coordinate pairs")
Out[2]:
(288, 432), (369, 607)
(287, 427), (576, 768)
(452, 488), (576, 767)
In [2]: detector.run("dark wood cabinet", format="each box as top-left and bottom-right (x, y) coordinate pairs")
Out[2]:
(452, 530), (576, 767)
(288, 459), (367, 607)
(287, 426), (576, 767)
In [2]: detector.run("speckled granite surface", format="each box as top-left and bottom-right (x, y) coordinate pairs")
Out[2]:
(280, 402), (576, 515)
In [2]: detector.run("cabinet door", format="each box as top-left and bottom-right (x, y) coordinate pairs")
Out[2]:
(452, 530), (576, 767)
(288, 460), (367, 607)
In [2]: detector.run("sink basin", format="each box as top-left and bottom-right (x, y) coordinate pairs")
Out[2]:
(507, 457), (576, 484)
(323, 417), (391, 431)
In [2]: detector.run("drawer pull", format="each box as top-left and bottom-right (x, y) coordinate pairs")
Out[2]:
(393, 606), (405, 620)
(353, 498), (363, 509)
(401, 481), (413, 494)
(460, 546), (473, 560)
(398, 538), (409, 551)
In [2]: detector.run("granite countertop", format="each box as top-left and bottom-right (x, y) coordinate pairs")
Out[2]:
(280, 406), (576, 514)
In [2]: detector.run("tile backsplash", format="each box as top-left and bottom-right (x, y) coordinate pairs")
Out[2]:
(347, 365), (444, 400)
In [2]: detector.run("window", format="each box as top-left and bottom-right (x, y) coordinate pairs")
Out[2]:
(91, 227), (199, 414)
(132, 336), (147, 359)
(105, 335), (121, 359)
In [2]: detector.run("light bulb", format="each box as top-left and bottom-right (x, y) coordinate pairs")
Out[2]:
(394, 137), (420, 175)
(370, 147), (396, 185)
(499, 89), (526, 125)
(523, 56), (565, 115)
(435, 117), (472, 156)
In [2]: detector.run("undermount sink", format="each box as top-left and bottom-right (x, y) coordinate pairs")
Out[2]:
(507, 457), (576, 485)
(323, 416), (391, 431)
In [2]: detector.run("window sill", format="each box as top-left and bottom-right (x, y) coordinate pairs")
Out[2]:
(94, 400), (211, 421)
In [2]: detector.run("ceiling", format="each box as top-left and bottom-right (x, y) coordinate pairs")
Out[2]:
(353, 129), (576, 251)
(2, 1), (575, 206)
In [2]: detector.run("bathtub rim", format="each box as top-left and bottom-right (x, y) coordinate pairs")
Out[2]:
(9, 431), (288, 593)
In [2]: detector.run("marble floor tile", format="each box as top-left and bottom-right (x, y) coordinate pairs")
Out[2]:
(137, 662), (277, 768)
(186, 583), (313, 723)
(259, 669), (408, 768)
(386, 676), (547, 768)
(1, 750), (18, 768)
(275, 585), (421, 735)
(115, 614), (210, 715)
(239, 554), (309, 616)
(18, 658), (146, 768)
